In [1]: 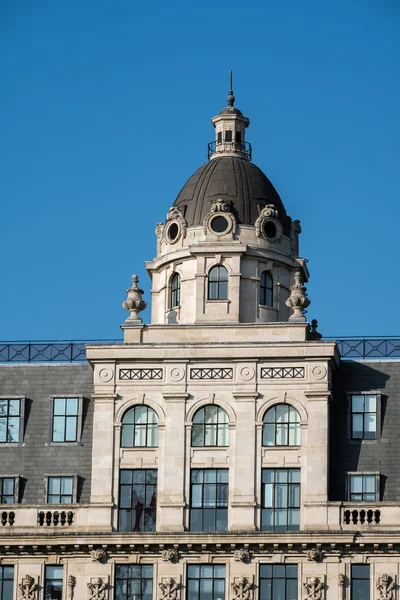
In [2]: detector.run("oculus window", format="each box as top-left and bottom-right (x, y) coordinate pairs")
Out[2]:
(121, 405), (159, 448)
(118, 469), (157, 532)
(350, 394), (377, 440)
(187, 565), (225, 600)
(208, 265), (228, 300)
(190, 469), (228, 532)
(261, 469), (300, 532)
(192, 405), (229, 447)
(115, 565), (153, 600)
(259, 271), (273, 307)
(263, 404), (301, 446)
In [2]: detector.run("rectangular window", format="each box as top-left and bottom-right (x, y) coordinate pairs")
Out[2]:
(350, 394), (377, 439)
(52, 397), (79, 442)
(115, 564), (153, 600)
(190, 469), (228, 532)
(187, 564), (225, 600)
(351, 565), (370, 600)
(0, 566), (14, 600)
(47, 476), (74, 504)
(118, 469), (157, 532)
(45, 566), (63, 600)
(260, 564), (298, 600)
(217, 131), (222, 144)
(261, 469), (300, 532)
(0, 478), (16, 504)
(0, 399), (20, 443)
(349, 474), (379, 502)
(235, 131), (242, 143)
(225, 130), (232, 142)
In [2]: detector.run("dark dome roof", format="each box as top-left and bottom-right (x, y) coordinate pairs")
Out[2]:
(173, 156), (290, 234)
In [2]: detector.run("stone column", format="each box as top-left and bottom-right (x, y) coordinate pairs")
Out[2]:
(158, 393), (188, 531)
(90, 393), (117, 504)
(230, 392), (258, 531)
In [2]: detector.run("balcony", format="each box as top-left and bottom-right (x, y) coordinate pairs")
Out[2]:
(0, 505), (112, 533)
(208, 140), (252, 160)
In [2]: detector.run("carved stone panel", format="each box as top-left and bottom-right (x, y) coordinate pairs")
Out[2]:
(231, 577), (253, 600)
(376, 574), (395, 600)
(19, 575), (38, 600)
(303, 577), (324, 600)
(159, 577), (181, 600)
(88, 577), (108, 600)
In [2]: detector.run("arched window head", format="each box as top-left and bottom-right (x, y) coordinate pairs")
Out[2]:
(121, 405), (159, 448)
(260, 271), (273, 307)
(208, 265), (228, 300)
(263, 404), (300, 446)
(170, 272), (181, 308)
(192, 405), (229, 447)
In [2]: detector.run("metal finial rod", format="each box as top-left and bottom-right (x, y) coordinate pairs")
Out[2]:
(229, 70), (233, 93)
(227, 70), (235, 106)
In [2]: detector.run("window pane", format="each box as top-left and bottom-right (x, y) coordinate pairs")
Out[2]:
(65, 416), (77, 441)
(66, 398), (78, 415)
(289, 423), (300, 446)
(351, 476), (362, 493)
(61, 478), (73, 494)
(205, 405), (218, 423)
(120, 486), (132, 509)
(53, 416), (65, 442)
(352, 414), (364, 438)
(204, 471), (217, 483)
(365, 395), (376, 412)
(263, 424), (275, 446)
(147, 408), (158, 424)
(0, 418), (6, 441)
(7, 417), (19, 442)
(219, 281), (228, 300)
(9, 400), (20, 415)
(209, 282), (218, 300)
(364, 476), (376, 493)
(121, 424), (134, 447)
(276, 405), (288, 423)
(217, 470), (229, 484)
(120, 470), (133, 485)
(216, 509), (227, 531)
(217, 424), (229, 446)
(193, 409), (205, 424)
(365, 414), (376, 436)
(47, 566), (64, 579)
(276, 423), (288, 445)
(352, 396), (364, 412)
(203, 484), (216, 507)
(49, 478), (61, 494)
(205, 425), (217, 446)
(54, 398), (66, 415)
(263, 484), (273, 507)
(192, 425), (204, 446)
(134, 425), (147, 446)
(275, 483), (288, 505)
(147, 424), (158, 447)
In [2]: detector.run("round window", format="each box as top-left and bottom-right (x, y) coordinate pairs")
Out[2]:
(166, 221), (180, 243)
(210, 215), (229, 234)
(263, 220), (277, 240)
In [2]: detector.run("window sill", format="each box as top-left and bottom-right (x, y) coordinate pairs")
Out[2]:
(47, 441), (83, 447)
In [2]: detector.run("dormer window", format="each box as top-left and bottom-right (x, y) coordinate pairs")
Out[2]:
(225, 130), (232, 142)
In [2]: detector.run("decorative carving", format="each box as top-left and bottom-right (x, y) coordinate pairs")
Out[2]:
(291, 219), (301, 257)
(309, 319), (322, 340)
(166, 207), (187, 239)
(240, 366), (255, 381)
(88, 578), (107, 600)
(285, 271), (310, 322)
(261, 366), (304, 379)
(203, 199), (237, 235)
(120, 368), (163, 380)
(67, 575), (76, 600)
(161, 548), (180, 563)
(19, 575), (38, 600)
(90, 548), (107, 563)
(170, 367), (185, 382)
(155, 223), (165, 253)
(231, 578), (252, 600)
(159, 577), (180, 600)
(303, 577), (324, 600)
(233, 548), (251, 563)
(376, 574), (395, 600)
(338, 574), (346, 600)
(98, 367), (113, 383)
(255, 205), (281, 241)
(191, 368), (233, 380)
(312, 365), (327, 380)
(122, 274), (147, 323)
(306, 547), (323, 562)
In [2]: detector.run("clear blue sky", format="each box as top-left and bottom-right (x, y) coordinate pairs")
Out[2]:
(1, 0), (399, 340)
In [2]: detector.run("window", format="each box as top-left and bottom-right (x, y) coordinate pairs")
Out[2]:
(235, 131), (242, 143)
(119, 469), (157, 532)
(208, 265), (228, 300)
(351, 565), (370, 600)
(121, 405), (159, 448)
(190, 469), (228, 532)
(262, 404), (301, 446)
(187, 565), (225, 600)
(261, 469), (300, 531)
(0, 566), (14, 600)
(225, 130), (232, 142)
(115, 565), (153, 600)
(0, 399), (20, 443)
(52, 397), (79, 442)
(0, 478), (16, 504)
(192, 405), (229, 447)
(217, 131), (222, 144)
(260, 564), (298, 600)
(170, 272), (181, 308)
(260, 271), (273, 307)
(45, 566), (63, 600)
(350, 394), (377, 439)
(349, 474), (379, 502)
(47, 476), (74, 504)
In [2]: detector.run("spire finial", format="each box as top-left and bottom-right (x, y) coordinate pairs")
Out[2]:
(227, 70), (235, 107)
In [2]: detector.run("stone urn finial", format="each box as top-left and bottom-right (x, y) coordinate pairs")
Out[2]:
(285, 271), (310, 321)
(122, 274), (147, 323)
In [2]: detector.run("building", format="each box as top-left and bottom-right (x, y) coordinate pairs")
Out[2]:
(0, 82), (398, 600)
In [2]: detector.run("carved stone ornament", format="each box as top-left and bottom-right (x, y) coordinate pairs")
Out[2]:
(254, 204), (281, 240)
(309, 319), (322, 340)
(67, 575), (76, 600)
(88, 578), (107, 600)
(161, 547), (179, 563)
(306, 547), (323, 562)
(303, 577), (324, 600)
(19, 575), (38, 600)
(122, 274), (147, 323)
(203, 199), (237, 235)
(159, 577), (181, 600)
(233, 548), (251, 563)
(338, 574), (346, 600)
(166, 206), (187, 235)
(285, 271), (310, 321)
(291, 219), (301, 257)
(90, 548), (107, 563)
(231, 577), (253, 600)
(376, 574), (395, 600)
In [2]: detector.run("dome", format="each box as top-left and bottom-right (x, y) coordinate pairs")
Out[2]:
(173, 156), (291, 234)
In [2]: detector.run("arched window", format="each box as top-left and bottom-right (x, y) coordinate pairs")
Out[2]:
(208, 265), (228, 300)
(262, 404), (300, 446)
(192, 405), (229, 447)
(260, 271), (273, 307)
(170, 272), (181, 308)
(121, 405), (159, 448)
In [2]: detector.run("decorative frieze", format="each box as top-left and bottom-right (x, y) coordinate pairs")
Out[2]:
(190, 368), (233, 380)
(376, 574), (395, 600)
(19, 575), (38, 600)
(87, 578), (107, 600)
(159, 577), (180, 600)
(303, 577), (324, 600)
(119, 368), (163, 380)
(231, 578), (253, 600)
(260, 367), (304, 379)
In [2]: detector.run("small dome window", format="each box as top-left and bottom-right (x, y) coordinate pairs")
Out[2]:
(210, 215), (230, 234)
(263, 220), (277, 240)
(260, 271), (273, 307)
(170, 272), (181, 308)
(208, 265), (228, 300)
(166, 221), (181, 243)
